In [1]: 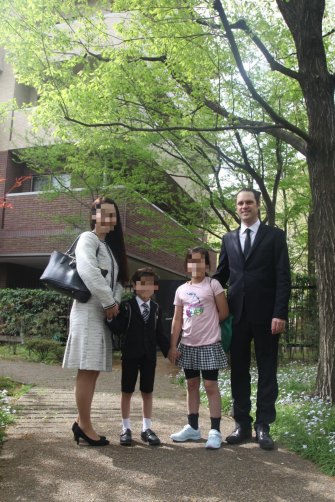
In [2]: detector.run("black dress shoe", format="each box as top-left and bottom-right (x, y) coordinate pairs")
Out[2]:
(141, 428), (161, 446)
(255, 425), (274, 450)
(73, 425), (109, 446)
(120, 428), (132, 446)
(72, 422), (106, 441)
(225, 426), (252, 445)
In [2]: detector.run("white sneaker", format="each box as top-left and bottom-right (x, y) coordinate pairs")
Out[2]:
(205, 429), (222, 449)
(170, 424), (201, 442)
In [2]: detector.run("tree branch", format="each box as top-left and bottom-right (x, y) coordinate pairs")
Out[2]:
(212, 0), (310, 143)
(233, 131), (274, 214)
(128, 55), (167, 63)
(123, 47), (308, 155)
(323, 28), (335, 39)
(63, 114), (289, 134)
(230, 18), (300, 81)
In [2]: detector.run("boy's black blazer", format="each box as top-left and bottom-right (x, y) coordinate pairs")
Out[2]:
(213, 223), (291, 324)
(112, 297), (170, 361)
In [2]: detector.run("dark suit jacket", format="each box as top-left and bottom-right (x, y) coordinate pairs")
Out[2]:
(110, 296), (170, 361)
(213, 223), (291, 324)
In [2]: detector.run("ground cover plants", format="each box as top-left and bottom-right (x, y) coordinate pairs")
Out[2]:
(177, 362), (335, 476)
(0, 377), (31, 443)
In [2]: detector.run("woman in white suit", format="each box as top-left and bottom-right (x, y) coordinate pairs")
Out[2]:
(63, 196), (128, 446)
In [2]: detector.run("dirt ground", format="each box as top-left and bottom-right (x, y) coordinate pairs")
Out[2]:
(0, 356), (334, 502)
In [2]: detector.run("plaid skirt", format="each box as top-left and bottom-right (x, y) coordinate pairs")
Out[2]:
(177, 342), (228, 370)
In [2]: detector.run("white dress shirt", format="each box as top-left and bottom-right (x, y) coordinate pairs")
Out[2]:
(136, 296), (151, 316)
(239, 219), (261, 252)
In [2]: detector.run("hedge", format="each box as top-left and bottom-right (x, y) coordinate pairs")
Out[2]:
(0, 289), (71, 341)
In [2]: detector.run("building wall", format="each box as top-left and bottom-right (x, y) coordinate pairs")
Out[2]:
(1, 190), (190, 271)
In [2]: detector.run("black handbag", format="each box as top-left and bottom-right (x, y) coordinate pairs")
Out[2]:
(40, 235), (91, 303)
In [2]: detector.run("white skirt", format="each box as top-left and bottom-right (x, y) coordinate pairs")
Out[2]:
(62, 298), (112, 372)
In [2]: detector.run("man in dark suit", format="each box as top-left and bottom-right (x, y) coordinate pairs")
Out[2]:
(213, 188), (291, 450)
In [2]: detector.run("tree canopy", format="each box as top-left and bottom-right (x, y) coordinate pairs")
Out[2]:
(0, 1), (316, 261)
(0, 0), (334, 400)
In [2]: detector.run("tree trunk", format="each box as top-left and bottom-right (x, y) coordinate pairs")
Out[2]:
(277, 0), (335, 401)
(309, 152), (335, 402)
(307, 212), (315, 277)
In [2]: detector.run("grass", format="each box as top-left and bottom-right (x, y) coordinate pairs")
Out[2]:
(0, 376), (32, 443)
(0, 343), (64, 364)
(0, 343), (41, 361)
(177, 362), (335, 476)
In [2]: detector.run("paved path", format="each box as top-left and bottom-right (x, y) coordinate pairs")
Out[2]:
(0, 357), (334, 502)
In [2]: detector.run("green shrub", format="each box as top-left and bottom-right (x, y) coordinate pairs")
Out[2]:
(25, 338), (63, 362)
(0, 288), (133, 363)
(0, 289), (71, 342)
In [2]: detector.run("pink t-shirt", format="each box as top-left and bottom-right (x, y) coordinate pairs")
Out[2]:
(173, 277), (224, 346)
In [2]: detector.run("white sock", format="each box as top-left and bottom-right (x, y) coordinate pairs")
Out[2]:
(142, 417), (152, 432)
(122, 418), (131, 431)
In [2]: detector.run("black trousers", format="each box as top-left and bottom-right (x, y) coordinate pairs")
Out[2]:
(230, 318), (279, 428)
(121, 356), (156, 394)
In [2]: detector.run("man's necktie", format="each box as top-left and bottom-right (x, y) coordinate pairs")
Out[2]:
(142, 303), (150, 323)
(244, 228), (252, 259)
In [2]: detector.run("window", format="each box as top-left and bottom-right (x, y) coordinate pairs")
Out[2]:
(31, 174), (71, 192)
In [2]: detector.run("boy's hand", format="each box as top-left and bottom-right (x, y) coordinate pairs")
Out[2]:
(168, 347), (181, 364)
(105, 304), (119, 320)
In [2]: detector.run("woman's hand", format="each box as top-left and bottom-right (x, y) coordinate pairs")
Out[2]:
(105, 304), (119, 320)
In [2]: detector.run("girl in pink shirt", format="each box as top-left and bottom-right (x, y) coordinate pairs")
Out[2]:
(170, 247), (229, 449)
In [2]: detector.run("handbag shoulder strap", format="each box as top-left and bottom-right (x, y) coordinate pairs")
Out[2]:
(66, 233), (99, 257)
(66, 235), (81, 255)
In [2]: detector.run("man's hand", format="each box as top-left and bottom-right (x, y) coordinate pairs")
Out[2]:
(271, 318), (286, 334)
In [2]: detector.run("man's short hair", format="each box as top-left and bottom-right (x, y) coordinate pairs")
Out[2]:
(236, 188), (261, 205)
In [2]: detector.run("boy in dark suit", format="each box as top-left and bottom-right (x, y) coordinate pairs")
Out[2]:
(110, 267), (170, 446)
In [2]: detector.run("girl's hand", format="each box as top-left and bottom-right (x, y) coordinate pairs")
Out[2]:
(105, 304), (119, 320)
(168, 347), (181, 364)
(215, 291), (229, 321)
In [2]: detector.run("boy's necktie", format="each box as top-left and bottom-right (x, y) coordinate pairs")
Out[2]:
(142, 303), (150, 323)
(244, 228), (251, 259)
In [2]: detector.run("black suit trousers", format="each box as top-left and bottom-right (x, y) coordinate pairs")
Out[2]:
(230, 318), (279, 427)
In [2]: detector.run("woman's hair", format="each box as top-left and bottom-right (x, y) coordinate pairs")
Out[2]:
(90, 196), (129, 285)
(184, 246), (211, 272)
